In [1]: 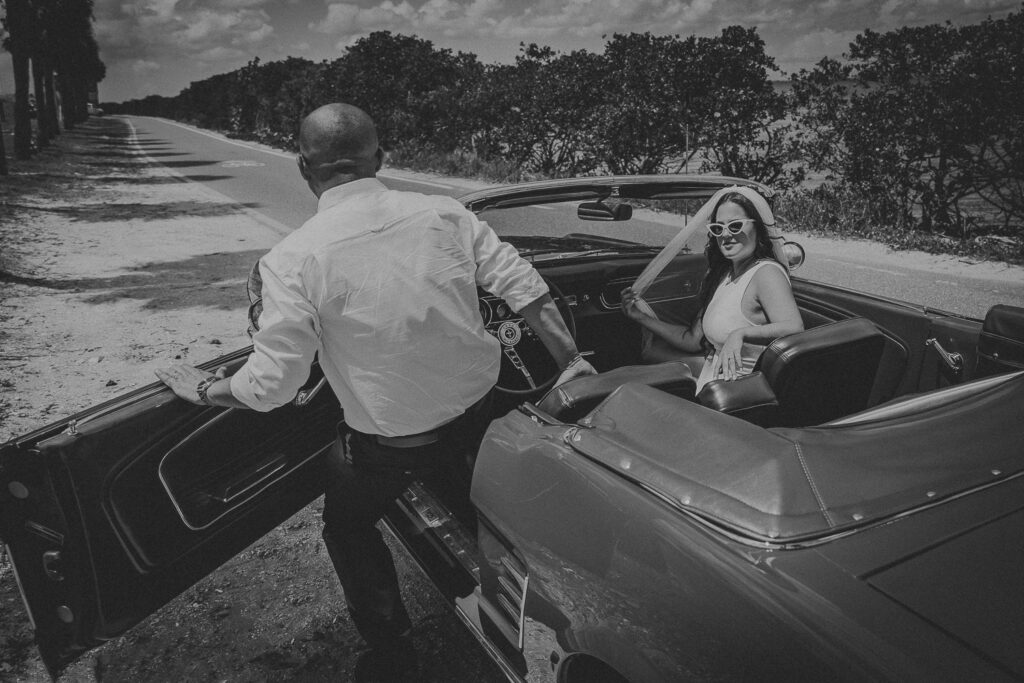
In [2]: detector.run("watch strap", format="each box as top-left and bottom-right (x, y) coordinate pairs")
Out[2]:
(196, 376), (218, 405)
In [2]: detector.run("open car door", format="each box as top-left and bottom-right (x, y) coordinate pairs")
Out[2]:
(0, 347), (339, 675)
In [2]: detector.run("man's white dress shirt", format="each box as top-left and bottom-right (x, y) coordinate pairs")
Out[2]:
(229, 177), (548, 436)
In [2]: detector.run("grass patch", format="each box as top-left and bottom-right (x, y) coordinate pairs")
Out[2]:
(777, 185), (1024, 265)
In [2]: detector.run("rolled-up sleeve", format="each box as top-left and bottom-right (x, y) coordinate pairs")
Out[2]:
(458, 209), (548, 312)
(229, 257), (321, 411)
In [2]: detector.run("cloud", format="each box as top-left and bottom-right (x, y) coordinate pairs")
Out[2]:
(95, 0), (275, 61)
(131, 59), (162, 73)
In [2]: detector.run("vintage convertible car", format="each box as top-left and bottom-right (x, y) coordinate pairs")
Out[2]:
(2, 175), (1023, 681)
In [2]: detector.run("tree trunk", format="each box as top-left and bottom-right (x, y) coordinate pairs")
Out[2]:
(12, 50), (34, 160)
(0, 101), (8, 175)
(58, 73), (76, 131)
(32, 57), (52, 148)
(44, 70), (61, 137)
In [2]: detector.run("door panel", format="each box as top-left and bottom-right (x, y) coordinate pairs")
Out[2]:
(0, 351), (339, 674)
(920, 315), (982, 390)
(792, 279), (927, 403)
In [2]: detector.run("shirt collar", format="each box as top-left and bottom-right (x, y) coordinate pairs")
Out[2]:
(317, 177), (388, 213)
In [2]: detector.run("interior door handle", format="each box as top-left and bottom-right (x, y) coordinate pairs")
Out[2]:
(294, 377), (328, 407)
(206, 454), (289, 504)
(926, 337), (964, 381)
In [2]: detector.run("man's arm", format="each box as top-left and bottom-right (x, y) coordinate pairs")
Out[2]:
(518, 294), (597, 385)
(157, 258), (321, 410)
(154, 364), (250, 408)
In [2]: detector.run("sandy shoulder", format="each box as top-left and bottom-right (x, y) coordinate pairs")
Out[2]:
(0, 126), (284, 443)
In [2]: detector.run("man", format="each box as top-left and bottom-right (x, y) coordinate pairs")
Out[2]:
(156, 103), (595, 656)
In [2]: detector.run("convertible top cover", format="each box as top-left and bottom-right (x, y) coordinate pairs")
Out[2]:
(570, 373), (1024, 542)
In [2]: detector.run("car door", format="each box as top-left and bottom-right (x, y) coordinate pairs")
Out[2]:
(0, 347), (339, 675)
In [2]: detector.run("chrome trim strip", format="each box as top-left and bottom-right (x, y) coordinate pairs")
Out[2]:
(828, 371), (1023, 426)
(499, 555), (527, 588)
(5, 544), (37, 630)
(379, 520), (525, 682)
(453, 603), (524, 683)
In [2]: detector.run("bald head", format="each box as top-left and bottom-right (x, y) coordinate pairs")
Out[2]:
(298, 103), (380, 185)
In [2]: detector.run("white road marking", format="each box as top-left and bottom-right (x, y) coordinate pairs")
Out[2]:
(124, 119), (294, 237)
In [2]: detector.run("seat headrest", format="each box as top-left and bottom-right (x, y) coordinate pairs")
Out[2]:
(756, 318), (887, 426)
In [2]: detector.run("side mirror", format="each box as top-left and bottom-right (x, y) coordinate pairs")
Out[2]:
(578, 201), (632, 221)
(783, 241), (805, 270)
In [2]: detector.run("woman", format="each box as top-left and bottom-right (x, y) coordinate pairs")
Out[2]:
(622, 190), (804, 392)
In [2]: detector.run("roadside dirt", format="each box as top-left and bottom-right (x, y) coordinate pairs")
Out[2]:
(0, 119), (504, 682)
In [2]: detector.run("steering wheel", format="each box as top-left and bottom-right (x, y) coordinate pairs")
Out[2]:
(483, 278), (576, 396)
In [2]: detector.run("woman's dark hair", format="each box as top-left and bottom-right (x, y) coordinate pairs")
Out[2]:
(695, 192), (781, 352)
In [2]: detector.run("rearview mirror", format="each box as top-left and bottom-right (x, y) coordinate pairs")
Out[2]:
(578, 201), (632, 221)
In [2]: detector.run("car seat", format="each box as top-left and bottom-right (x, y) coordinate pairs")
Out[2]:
(697, 318), (887, 427)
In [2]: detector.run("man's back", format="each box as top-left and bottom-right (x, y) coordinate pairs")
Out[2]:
(254, 178), (544, 435)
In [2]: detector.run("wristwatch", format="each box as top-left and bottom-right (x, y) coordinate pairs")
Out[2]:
(195, 376), (219, 406)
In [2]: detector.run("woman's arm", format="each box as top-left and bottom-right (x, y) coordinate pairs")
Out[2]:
(717, 266), (804, 379)
(621, 288), (705, 353)
(745, 266), (804, 343)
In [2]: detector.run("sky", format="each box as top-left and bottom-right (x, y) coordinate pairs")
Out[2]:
(0, 0), (1020, 103)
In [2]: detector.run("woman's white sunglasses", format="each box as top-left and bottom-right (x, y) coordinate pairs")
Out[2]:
(707, 218), (756, 237)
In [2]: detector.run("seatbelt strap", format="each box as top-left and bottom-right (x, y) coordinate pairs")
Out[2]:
(630, 185), (791, 318)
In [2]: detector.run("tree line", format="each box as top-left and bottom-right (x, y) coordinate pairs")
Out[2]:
(1, 0), (106, 171)
(22, 9), (1024, 255)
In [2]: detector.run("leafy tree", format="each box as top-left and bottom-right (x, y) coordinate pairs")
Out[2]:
(957, 11), (1024, 227)
(593, 33), (694, 175)
(691, 26), (793, 184)
(792, 14), (1024, 238)
(593, 29), (793, 183)
(327, 31), (481, 150)
(480, 44), (605, 176)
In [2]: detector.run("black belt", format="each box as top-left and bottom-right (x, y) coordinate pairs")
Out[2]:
(374, 430), (440, 448)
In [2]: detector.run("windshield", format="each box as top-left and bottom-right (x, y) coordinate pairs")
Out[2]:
(479, 197), (711, 258)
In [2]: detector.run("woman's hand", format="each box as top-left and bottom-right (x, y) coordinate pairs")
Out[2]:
(719, 328), (747, 381)
(620, 288), (648, 323)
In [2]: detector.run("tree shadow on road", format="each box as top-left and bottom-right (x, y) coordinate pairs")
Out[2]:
(3, 200), (264, 222)
(1, 249), (268, 312)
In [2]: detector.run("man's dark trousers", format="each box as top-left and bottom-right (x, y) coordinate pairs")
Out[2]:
(321, 398), (489, 647)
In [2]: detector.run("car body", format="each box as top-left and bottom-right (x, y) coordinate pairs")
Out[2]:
(2, 175), (1023, 681)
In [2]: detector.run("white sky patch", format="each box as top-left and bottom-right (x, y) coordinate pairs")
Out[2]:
(131, 59), (162, 73)
(195, 46), (249, 62)
(775, 27), (861, 72)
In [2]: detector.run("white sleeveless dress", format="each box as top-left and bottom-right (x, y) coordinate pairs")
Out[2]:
(696, 260), (789, 392)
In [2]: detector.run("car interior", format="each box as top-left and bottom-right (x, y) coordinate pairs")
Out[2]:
(509, 244), (1024, 431)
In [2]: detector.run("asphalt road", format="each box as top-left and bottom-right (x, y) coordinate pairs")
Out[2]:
(124, 115), (1023, 320)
